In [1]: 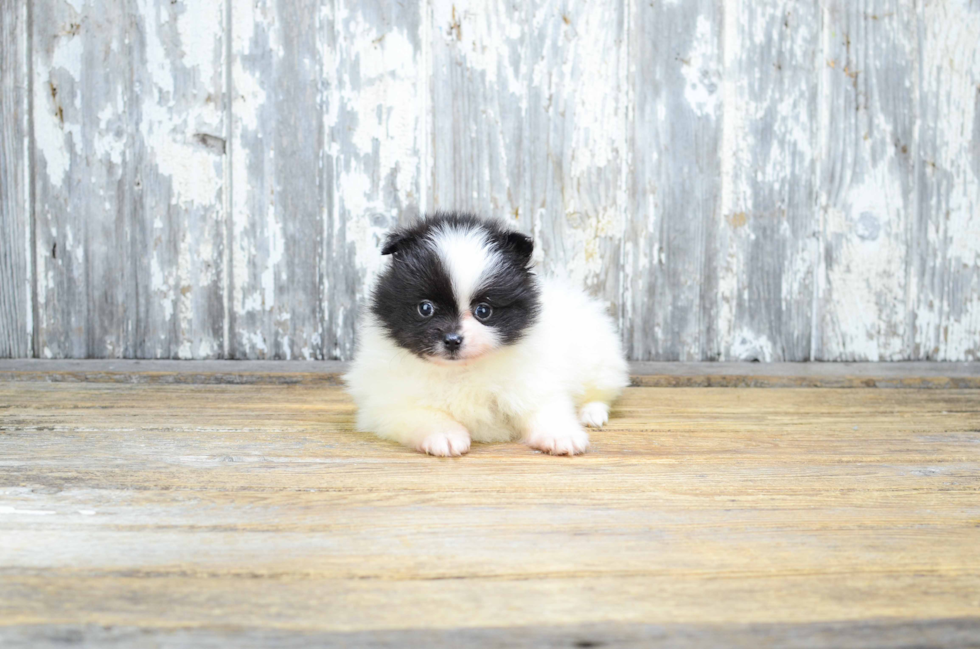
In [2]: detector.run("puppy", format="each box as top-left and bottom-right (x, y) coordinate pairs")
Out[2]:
(345, 212), (629, 456)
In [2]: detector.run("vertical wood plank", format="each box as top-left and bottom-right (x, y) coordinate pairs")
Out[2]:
(526, 0), (627, 313)
(428, 0), (527, 231)
(625, 0), (723, 360)
(703, 0), (820, 361)
(325, 0), (424, 359)
(33, 0), (226, 358)
(814, 0), (917, 361)
(135, 0), (227, 359)
(230, 0), (327, 359)
(33, 0), (125, 358)
(0, 0), (32, 358)
(913, 0), (980, 361)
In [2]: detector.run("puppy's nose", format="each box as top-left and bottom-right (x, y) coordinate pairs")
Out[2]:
(443, 333), (463, 351)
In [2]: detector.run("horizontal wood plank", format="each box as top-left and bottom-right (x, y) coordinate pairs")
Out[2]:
(0, 360), (977, 388)
(1, 380), (978, 645)
(4, 619), (980, 649)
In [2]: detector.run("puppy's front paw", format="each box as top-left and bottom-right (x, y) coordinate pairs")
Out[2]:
(525, 426), (590, 456)
(579, 402), (609, 428)
(417, 429), (471, 457)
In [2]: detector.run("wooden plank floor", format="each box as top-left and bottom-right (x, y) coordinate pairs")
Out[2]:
(1, 371), (979, 647)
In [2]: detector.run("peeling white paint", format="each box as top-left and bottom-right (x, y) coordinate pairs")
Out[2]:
(332, 5), (423, 302)
(813, 0), (920, 362)
(822, 167), (909, 361)
(916, 0), (980, 360)
(427, 0), (526, 230)
(564, 8), (622, 179)
(262, 208), (284, 313)
(682, 15), (721, 118)
(137, 0), (223, 210)
(92, 90), (125, 166)
(231, 58), (266, 132)
(433, 0), (520, 89)
(340, 170), (391, 288)
(713, 1), (820, 361)
(154, 139), (222, 207)
(197, 339), (215, 357)
(13, 0), (980, 362)
(48, 25), (82, 85)
(175, 230), (194, 358)
(151, 254), (175, 324)
(34, 25), (83, 189)
(241, 330), (268, 355)
(176, 1), (221, 82)
(138, 0), (175, 98)
(729, 328), (775, 362)
(526, 0), (626, 305)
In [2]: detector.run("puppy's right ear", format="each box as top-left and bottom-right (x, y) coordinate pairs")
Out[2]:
(381, 230), (416, 256)
(500, 231), (534, 268)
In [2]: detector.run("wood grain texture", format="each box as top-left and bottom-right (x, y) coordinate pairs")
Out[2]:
(0, 359), (978, 388)
(230, 0), (327, 359)
(1, 380), (979, 642)
(6, 619), (980, 649)
(704, 0), (819, 362)
(324, 0), (424, 360)
(32, 0), (114, 359)
(913, 0), (980, 361)
(526, 0), (626, 313)
(0, 0), (32, 358)
(32, 0), (226, 359)
(5, 0), (980, 361)
(814, 0), (917, 361)
(624, 0), (722, 361)
(428, 0), (528, 234)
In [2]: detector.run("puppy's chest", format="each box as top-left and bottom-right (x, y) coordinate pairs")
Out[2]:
(424, 376), (513, 433)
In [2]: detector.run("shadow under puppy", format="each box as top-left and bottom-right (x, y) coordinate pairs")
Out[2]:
(345, 212), (628, 456)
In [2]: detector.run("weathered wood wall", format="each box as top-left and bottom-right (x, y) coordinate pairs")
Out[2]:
(1, 0), (978, 361)
(0, 0), (32, 358)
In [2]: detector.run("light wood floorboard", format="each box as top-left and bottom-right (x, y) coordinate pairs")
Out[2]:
(1, 378), (978, 646)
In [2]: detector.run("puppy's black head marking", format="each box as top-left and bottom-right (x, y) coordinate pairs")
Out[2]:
(371, 212), (540, 359)
(499, 230), (534, 268)
(371, 236), (458, 357)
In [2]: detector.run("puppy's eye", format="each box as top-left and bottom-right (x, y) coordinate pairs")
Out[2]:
(473, 303), (492, 321)
(418, 301), (434, 318)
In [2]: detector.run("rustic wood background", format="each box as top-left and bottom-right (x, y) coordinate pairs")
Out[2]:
(1, 0), (978, 361)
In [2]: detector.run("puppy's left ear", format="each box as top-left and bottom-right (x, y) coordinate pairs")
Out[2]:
(502, 231), (534, 267)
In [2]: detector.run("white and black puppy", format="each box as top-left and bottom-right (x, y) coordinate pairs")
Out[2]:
(345, 212), (628, 456)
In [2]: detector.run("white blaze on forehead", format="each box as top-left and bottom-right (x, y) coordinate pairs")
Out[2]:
(430, 225), (500, 309)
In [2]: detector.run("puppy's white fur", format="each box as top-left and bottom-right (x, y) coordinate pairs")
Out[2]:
(346, 277), (629, 456)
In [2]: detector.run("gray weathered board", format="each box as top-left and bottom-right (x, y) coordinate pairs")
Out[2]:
(1, 0), (978, 361)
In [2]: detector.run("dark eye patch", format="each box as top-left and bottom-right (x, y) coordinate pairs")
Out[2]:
(371, 243), (460, 356)
(470, 270), (539, 344)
